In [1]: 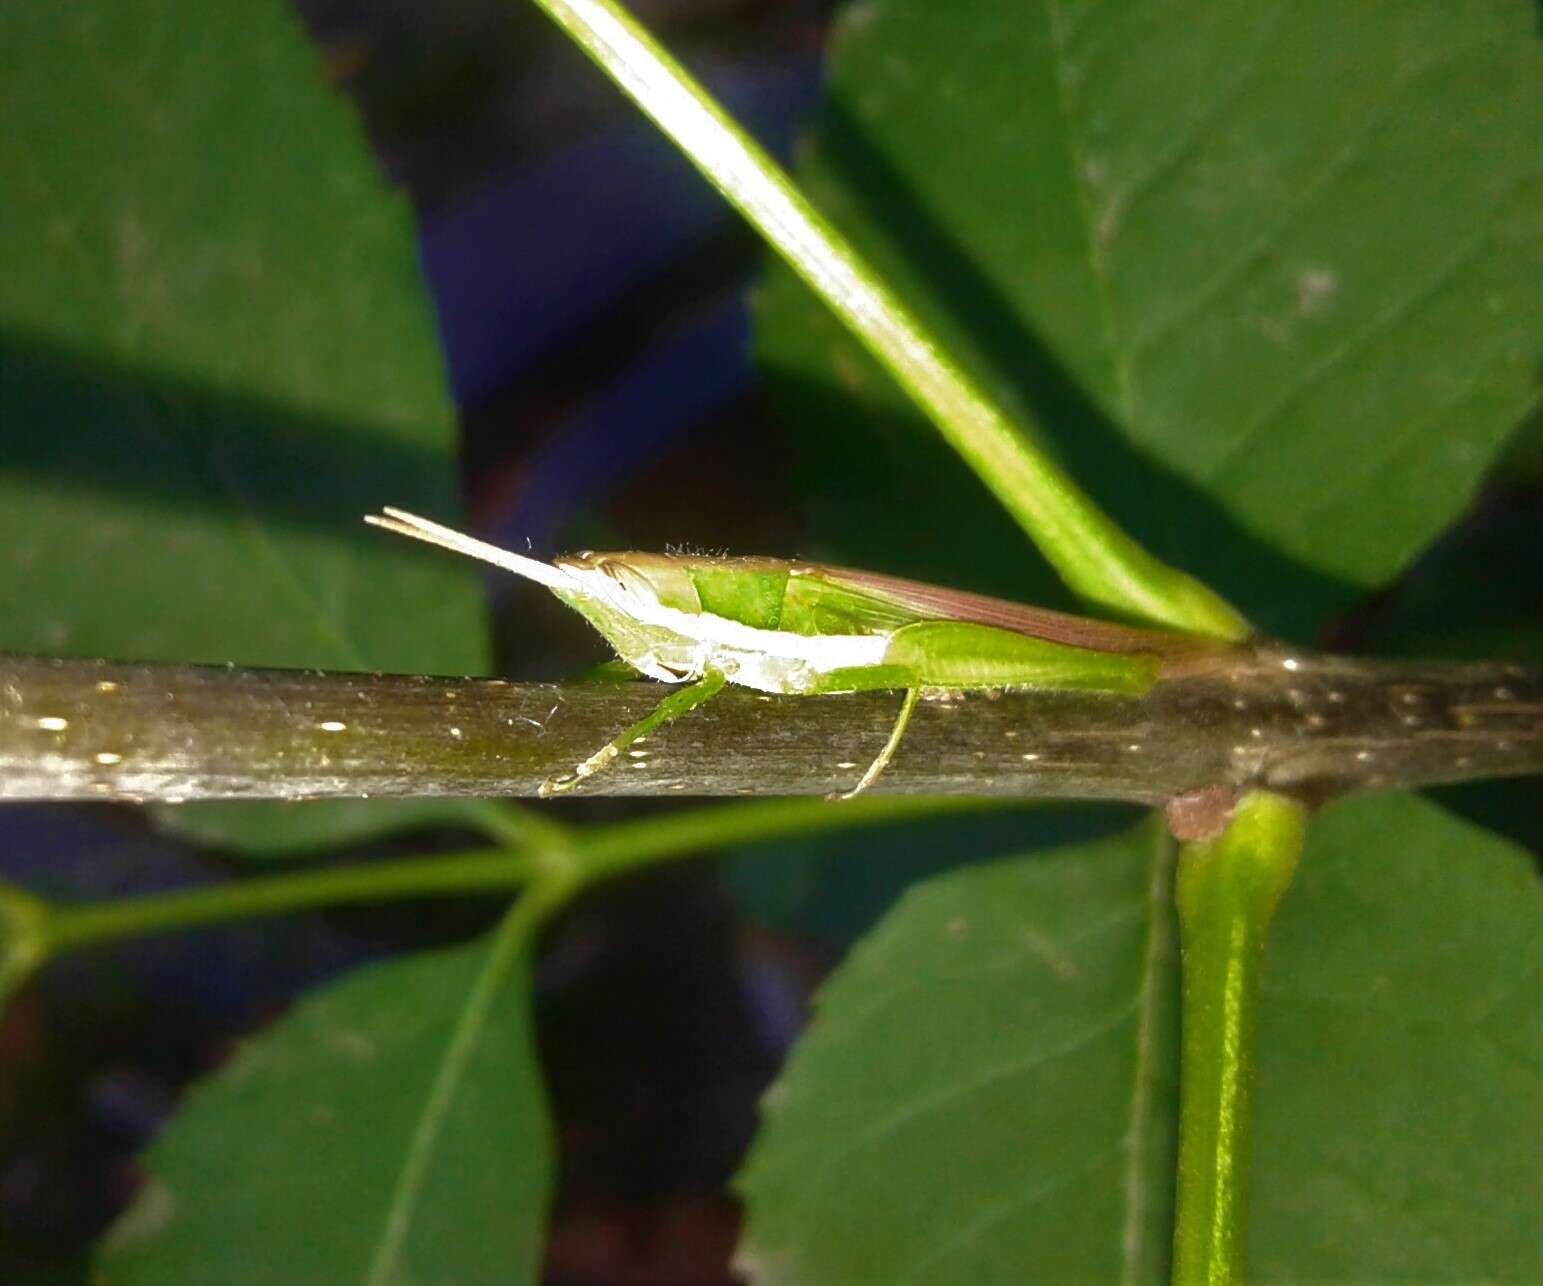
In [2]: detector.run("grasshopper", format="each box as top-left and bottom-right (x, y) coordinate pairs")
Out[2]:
(366, 508), (1221, 797)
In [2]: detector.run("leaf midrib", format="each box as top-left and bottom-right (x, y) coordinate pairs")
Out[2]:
(363, 904), (535, 1286)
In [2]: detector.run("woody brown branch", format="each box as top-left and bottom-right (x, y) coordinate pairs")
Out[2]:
(1, 649), (1538, 804)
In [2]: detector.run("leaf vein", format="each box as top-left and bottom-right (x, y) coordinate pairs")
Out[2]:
(1045, 0), (1135, 426)
(895, 1141), (1124, 1285)
(823, 896), (1145, 1045)
(1207, 215), (1510, 485)
(1127, 32), (1502, 363)
(1096, 3), (1287, 261)
(363, 904), (534, 1286)
(788, 997), (1138, 1226)
(1290, 352), (1525, 531)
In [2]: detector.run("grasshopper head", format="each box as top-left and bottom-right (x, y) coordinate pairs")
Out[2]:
(361, 511), (708, 684)
(553, 553), (703, 682)
(556, 552), (700, 614)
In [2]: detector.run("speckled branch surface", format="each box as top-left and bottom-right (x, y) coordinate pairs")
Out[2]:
(1, 651), (1538, 804)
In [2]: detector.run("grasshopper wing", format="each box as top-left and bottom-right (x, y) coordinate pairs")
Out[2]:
(807, 566), (1221, 658)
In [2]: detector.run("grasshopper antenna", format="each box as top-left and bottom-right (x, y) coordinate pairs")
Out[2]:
(365, 507), (578, 594)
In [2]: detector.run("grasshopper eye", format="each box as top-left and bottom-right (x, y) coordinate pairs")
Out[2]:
(575, 557), (648, 606)
(602, 561), (653, 599)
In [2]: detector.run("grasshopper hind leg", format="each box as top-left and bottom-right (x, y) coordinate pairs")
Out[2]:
(540, 669), (728, 797)
(839, 683), (921, 799)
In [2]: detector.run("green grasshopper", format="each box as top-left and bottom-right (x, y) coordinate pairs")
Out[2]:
(366, 508), (1222, 797)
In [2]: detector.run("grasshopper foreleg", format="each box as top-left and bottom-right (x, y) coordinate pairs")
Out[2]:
(540, 668), (728, 797)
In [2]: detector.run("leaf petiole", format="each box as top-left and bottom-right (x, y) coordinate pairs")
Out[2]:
(519, 0), (1247, 640)
(1172, 790), (1307, 1285)
(6, 796), (1024, 995)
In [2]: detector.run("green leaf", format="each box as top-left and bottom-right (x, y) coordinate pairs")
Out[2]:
(736, 794), (1540, 1281)
(756, 0), (1540, 637)
(724, 804), (1136, 947)
(98, 909), (552, 1286)
(1250, 794), (1541, 1280)
(736, 820), (1183, 1283)
(0, 0), (487, 852)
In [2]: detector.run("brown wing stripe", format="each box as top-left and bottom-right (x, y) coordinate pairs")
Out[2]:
(820, 567), (1225, 657)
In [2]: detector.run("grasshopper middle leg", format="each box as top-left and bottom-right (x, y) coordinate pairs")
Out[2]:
(840, 683), (921, 799)
(815, 662), (925, 799)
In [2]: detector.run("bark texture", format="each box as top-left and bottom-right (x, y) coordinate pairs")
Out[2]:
(1, 649), (1538, 803)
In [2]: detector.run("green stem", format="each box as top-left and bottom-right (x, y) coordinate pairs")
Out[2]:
(1172, 791), (1307, 1286)
(462, 798), (572, 852)
(572, 793), (1022, 879)
(46, 847), (545, 952)
(519, 0), (1246, 641)
(34, 794), (1018, 957)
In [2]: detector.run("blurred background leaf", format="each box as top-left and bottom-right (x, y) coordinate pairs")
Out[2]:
(0, 0), (488, 853)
